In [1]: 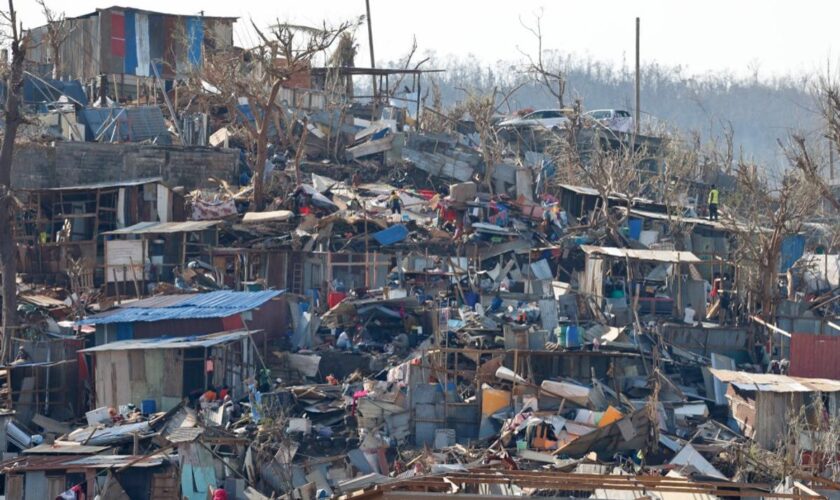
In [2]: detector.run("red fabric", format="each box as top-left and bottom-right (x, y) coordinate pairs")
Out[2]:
(440, 207), (458, 222)
(328, 292), (347, 308)
(110, 13), (125, 56)
(212, 489), (229, 500)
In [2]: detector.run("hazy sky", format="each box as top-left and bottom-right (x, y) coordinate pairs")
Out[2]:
(15, 0), (840, 78)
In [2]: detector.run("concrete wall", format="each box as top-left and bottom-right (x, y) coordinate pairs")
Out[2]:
(12, 142), (238, 190)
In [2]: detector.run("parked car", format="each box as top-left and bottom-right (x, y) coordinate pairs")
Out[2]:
(497, 109), (570, 131)
(583, 109), (634, 133)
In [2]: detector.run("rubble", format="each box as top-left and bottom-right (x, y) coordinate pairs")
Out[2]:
(0, 5), (837, 500)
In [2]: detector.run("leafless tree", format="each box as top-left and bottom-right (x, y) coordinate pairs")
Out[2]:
(35, 0), (72, 79)
(191, 18), (358, 210)
(724, 163), (819, 320)
(0, 0), (27, 362)
(386, 36), (430, 98)
(519, 10), (566, 108)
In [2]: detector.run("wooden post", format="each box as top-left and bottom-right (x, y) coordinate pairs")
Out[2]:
(204, 347), (209, 391)
(365, 0), (377, 113)
(112, 268), (121, 304)
(364, 200), (369, 288)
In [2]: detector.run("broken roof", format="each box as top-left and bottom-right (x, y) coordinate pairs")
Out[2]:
(80, 329), (260, 352)
(103, 220), (220, 235)
(581, 245), (701, 264)
(78, 290), (283, 325)
(0, 453), (166, 472)
(710, 369), (840, 393)
(23, 177), (166, 192)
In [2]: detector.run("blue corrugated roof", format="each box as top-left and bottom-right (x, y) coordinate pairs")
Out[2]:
(78, 290), (283, 325)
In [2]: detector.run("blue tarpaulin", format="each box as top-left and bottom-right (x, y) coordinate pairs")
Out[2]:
(186, 17), (204, 66)
(781, 235), (806, 272)
(21, 77), (88, 108)
(373, 224), (409, 246)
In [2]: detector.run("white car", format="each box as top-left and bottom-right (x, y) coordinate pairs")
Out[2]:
(583, 109), (634, 133)
(497, 109), (570, 131)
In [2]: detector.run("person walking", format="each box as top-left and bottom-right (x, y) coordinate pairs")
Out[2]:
(708, 185), (719, 221)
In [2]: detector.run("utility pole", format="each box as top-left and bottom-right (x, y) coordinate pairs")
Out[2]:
(828, 60), (835, 182)
(635, 17), (640, 136)
(365, 0), (377, 100)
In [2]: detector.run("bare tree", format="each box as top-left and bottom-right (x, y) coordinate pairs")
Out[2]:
(724, 164), (819, 320)
(35, 0), (72, 79)
(0, 0), (27, 362)
(192, 19), (358, 210)
(519, 10), (566, 108)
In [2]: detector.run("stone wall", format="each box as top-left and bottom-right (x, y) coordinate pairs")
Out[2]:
(12, 142), (239, 190)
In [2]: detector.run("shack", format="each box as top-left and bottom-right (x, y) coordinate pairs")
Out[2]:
(579, 245), (703, 320)
(16, 177), (184, 285)
(102, 220), (220, 295)
(1, 452), (175, 499)
(81, 329), (261, 412)
(26, 6), (236, 85)
(622, 208), (734, 280)
(2, 336), (85, 426)
(710, 369), (840, 450)
(77, 290), (287, 347)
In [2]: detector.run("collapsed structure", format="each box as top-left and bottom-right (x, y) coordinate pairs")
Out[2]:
(0, 5), (837, 500)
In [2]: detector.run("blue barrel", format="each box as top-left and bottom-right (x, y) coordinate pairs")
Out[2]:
(141, 399), (156, 415)
(565, 325), (580, 348)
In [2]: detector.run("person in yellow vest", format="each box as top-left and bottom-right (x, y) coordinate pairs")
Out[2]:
(707, 185), (719, 221)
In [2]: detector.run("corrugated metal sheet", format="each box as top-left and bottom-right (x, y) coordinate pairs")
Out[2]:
(33, 177), (164, 192)
(78, 290), (282, 325)
(709, 368), (840, 393)
(0, 454), (164, 472)
(581, 245), (701, 264)
(79, 106), (170, 144)
(80, 329), (258, 352)
(103, 220), (220, 235)
(790, 334), (840, 380)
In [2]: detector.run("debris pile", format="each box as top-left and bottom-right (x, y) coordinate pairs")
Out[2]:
(0, 6), (838, 500)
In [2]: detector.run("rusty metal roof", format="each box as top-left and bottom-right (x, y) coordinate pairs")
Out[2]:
(24, 443), (109, 455)
(709, 369), (840, 393)
(0, 453), (166, 472)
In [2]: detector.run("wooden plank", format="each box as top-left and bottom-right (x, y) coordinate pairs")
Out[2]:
(5, 474), (23, 500)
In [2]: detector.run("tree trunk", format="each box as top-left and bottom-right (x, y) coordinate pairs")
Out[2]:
(251, 80), (284, 212)
(51, 44), (61, 80)
(0, 195), (16, 363)
(758, 236), (782, 321)
(0, 2), (25, 363)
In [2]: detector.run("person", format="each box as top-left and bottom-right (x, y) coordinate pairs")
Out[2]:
(389, 190), (402, 215)
(708, 184), (719, 221)
(219, 385), (230, 400)
(683, 303), (696, 325)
